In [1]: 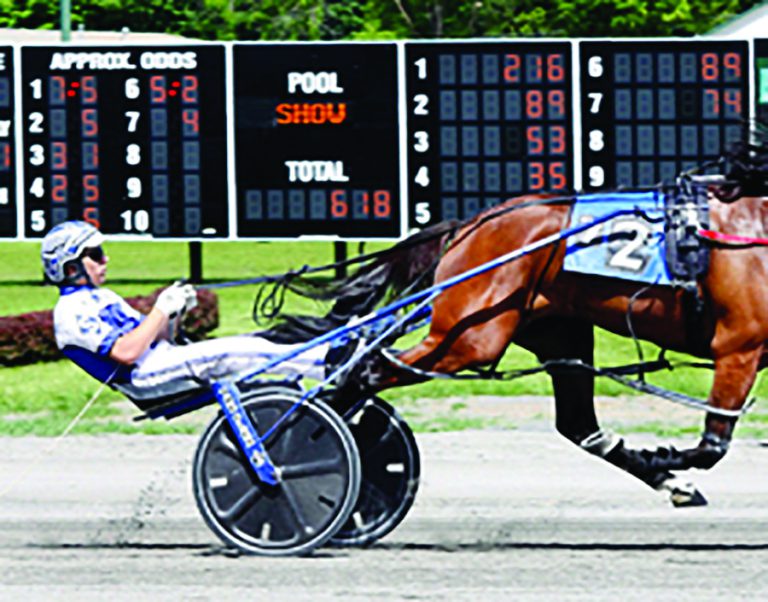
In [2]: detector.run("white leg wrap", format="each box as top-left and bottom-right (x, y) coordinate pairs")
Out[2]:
(580, 430), (622, 457)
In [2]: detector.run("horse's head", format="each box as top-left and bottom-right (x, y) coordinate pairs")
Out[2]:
(712, 122), (768, 203)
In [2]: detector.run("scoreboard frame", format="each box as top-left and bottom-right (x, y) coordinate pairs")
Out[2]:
(232, 42), (403, 240)
(404, 39), (575, 229)
(0, 37), (765, 241)
(18, 42), (230, 240)
(579, 38), (750, 193)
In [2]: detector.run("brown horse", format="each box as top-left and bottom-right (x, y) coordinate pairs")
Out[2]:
(385, 192), (767, 504)
(259, 146), (768, 507)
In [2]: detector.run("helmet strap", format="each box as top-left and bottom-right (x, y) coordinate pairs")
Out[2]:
(62, 259), (92, 287)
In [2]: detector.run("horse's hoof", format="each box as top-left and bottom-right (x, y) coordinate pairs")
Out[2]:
(670, 487), (708, 507)
(658, 477), (708, 507)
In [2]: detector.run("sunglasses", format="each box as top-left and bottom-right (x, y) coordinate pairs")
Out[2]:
(81, 246), (106, 263)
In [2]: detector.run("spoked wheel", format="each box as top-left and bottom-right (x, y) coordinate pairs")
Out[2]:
(330, 396), (420, 547)
(193, 390), (361, 556)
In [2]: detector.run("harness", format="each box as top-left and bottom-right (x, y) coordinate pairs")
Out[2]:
(664, 182), (712, 354)
(698, 229), (768, 247)
(665, 182), (710, 288)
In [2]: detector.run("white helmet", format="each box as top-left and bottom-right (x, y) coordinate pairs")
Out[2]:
(41, 220), (104, 284)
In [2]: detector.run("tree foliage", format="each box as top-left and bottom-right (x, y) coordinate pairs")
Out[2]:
(0, 0), (764, 40)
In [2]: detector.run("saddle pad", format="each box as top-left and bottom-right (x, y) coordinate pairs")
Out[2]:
(564, 191), (672, 286)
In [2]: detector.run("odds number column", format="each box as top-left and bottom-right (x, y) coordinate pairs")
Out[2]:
(0, 46), (17, 237)
(405, 41), (573, 229)
(580, 40), (748, 191)
(23, 57), (99, 234)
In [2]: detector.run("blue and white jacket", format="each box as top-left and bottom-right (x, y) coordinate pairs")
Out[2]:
(54, 285), (144, 383)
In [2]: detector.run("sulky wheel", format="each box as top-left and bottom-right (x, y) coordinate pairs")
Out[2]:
(193, 389), (361, 556)
(330, 396), (420, 547)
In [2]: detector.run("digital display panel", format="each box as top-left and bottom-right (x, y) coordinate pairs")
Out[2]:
(0, 46), (17, 238)
(580, 40), (749, 191)
(405, 41), (574, 228)
(6, 39), (767, 240)
(234, 43), (401, 239)
(21, 45), (228, 238)
(756, 39), (768, 125)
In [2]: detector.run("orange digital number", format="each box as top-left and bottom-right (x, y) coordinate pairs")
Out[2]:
(51, 174), (67, 203)
(527, 126), (544, 155)
(547, 54), (564, 82)
(51, 141), (67, 170)
(80, 76), (97, 104)
(549, 162), (567, 190)
(723, 52), (741, 79)
(504, 54), (521, 82)
(81, 109), (98, 137)
(83, 206), (100, 229)
(331, 190), (348, 218)
(529, 162), (545, 190)
(83, 174), (100, 204)
(701, 53), (719, 81)
(549, 126), (566, 155)
(724, 89), (741, 115)
(526, 90), (543, 119)
(373, 190), (391, 218)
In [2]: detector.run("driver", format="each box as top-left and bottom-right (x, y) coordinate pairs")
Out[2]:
(42, 220), (329, 391)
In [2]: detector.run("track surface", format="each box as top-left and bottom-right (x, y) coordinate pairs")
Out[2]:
(2, 429), (768, 601)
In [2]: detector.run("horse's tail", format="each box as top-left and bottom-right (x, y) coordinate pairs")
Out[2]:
(256, 220), (459, 344)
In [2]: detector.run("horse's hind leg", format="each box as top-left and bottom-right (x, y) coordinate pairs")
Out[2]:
(516, 318), (707, 505)
(515, 317), (600, 442)
(323, 294), (529, 416)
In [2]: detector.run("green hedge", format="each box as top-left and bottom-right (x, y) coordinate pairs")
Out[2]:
(0, 287), (218, 366)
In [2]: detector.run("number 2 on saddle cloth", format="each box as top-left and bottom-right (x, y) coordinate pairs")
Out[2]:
(564, 188), (710, 289)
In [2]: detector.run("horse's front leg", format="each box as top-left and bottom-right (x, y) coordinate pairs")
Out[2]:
(517, 318), (694, 502)
(604, 346), (762, 506)
(678, 347), (762, 468)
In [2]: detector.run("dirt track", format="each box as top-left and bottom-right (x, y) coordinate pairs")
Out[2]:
(3, 423), (768, 601)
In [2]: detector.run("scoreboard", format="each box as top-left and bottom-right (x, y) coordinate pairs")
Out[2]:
(234, 43), (400, 238)
(20, 45), (228, 238)
(406, 41), (573, 227)
(0, 38), (766, 240)
(580, 40), (748, 191)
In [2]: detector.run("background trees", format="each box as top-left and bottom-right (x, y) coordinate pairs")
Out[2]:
(1, 0), (763, 40)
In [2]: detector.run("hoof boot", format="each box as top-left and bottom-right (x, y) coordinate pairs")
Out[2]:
(670, 487), (708, 507)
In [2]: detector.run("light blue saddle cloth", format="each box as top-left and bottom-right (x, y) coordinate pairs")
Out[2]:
(563, 191), (672, 286)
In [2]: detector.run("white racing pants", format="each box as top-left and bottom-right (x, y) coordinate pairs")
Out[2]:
(130, 335), (329, 390)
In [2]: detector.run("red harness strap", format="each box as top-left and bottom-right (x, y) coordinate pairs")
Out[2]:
(698, 229), (768, 247)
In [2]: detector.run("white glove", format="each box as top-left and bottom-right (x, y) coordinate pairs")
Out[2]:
(181, 283), (198, 312)
(155, 282), (190, 318)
